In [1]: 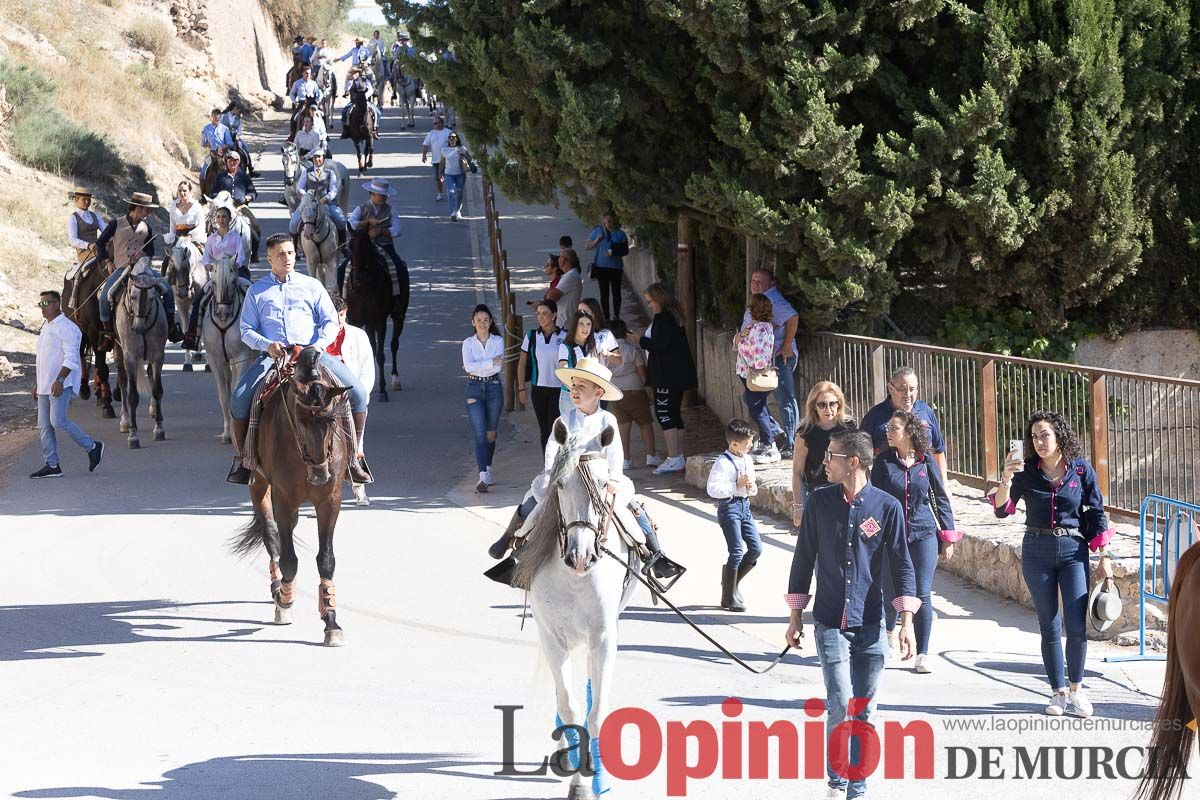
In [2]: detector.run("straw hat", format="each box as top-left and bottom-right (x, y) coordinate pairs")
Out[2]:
(363, 178), (395, 197)
(555, 356), (623, 401)
(70, 186), (93, 199)
(127, 192), (158, 208)
(1088, 575), (1123, 633)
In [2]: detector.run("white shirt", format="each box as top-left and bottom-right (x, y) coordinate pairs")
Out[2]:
(462, 333), (504, 377)
(293, 128), (324, 154)
(593, 328), (618, 355)
(164, 202), (203, 245)
(554, 268), (583, 328)
(706, 450), (758, 499)
(543, 407), (624, 479)
(202, 229), (247, 268)
(521, 327), (565, 389)
(338, 324), (375, 394)
(36, 313), (83, 395)
(422, 127), (452, 162)
(67, 210), (105, 250)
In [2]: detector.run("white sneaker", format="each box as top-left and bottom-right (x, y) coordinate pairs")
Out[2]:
(752, 443), (781, 464)
(476, 471), (489, 493)
(914, 654), (932, 674)
(824, 786), (846, 799)
(645, 455), (663, 467)
(483, 467), (495, 486)
(352, 483), (370, 506)
(1066, 689), (1093, 718)
(622, 459), (632, 471)
(1045, 692), (1069, 716)
(653, 456), (685, 475)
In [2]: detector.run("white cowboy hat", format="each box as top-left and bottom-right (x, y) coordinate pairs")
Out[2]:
(70, 186), (93, 198)
(127, 191), (159, 208)
(363, 178), (395, 196)
(555, 356), (623, 402)
(1088, 575), (1123, 633)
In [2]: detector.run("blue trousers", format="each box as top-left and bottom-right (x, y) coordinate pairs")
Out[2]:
(773, 352), (800, 448)
(883, 533), (939, 653)
(741, 378), (781, 446)
(815, 620), (887, 799)
(1021, 530), (1090, 689)
(232, 352), (367, 420)
(99, 269), (176, 323)
(444, 172), (466, 214)
(716, 496), (762, 570)
(37, 390), (95, 468)
(465, 378), (502, 471)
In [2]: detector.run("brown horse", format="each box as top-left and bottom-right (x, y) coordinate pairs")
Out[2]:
(343, 230), (407, 401)
(64, 255), (116, 418)
(230, 347), (354, 647)
(1136, 535), (1200, 800)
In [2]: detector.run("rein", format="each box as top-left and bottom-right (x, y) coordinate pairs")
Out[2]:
(274, 355), (348, 470)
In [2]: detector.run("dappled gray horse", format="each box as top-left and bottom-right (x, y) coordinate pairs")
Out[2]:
(114, 267), (168, 448)
(201, 256), (252, 444)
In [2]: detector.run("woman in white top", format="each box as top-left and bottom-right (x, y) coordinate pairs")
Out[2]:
(557, 310), (598, 418)
(462, 303), (505, 493)
(162, 179), (203, 270)
(438, 130), (473, 220)
(293, 113), (325, 157)
(577, 298), (622, 361)
(329, 295), (376, 505)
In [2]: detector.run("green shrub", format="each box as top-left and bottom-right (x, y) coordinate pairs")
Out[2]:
(125, 20), (173, 63)
(262, 0), (353, 46)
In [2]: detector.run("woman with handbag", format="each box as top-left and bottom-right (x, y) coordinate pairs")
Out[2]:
(870, 409), (961, 674)
(438, 130), (473, 221)
(790, 381), (855, 525)
(736, 293), (782, 464)
(585, 211), (630, 320)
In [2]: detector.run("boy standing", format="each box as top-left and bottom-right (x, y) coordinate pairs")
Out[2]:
(706, 420), (762, 612)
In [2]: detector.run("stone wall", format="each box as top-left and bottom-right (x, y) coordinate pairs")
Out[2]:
(1077, 329), (1200, 380)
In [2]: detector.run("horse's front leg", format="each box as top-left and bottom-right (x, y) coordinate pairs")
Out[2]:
(585, 631), (619, 798)
(97, 351), (115, 418)
(270, 486), (300, 625)
(540, 638), (586, 796)
(213, 352), (234, 444)
(123, 354), (140, 448)
(315, 494), (344, 646)
(374, 327), (388, 403)
(150, 361), (165, 440)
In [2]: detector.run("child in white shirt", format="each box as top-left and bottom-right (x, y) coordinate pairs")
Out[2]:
(706, 419), (763, 612)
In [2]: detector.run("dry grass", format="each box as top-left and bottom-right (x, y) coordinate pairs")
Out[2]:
(125, 19), (173, 63)
(262, 0), (347, 46)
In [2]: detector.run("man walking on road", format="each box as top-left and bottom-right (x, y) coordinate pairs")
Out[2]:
(30, 290), (103, 478)
(420, 116), (452, 201)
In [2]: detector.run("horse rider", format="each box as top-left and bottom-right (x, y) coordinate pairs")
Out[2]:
(226, 232), (372, 486)
(289, 150), (346, 245)
(289, 65), (322, 110)
(483, 357), (684, 587)
(163, 178), (203, 273)
(200, 109), (234, 191)
(311, 37), (332, 82)
(95, 192), (183, 350)
(300, 35), (316, 66)
(341, 67), (380, 140)
(347, 178), (406, 307)
(210, 151), (261, 263)
(391, 32), (413, 61)
(220, 101), (257, 177)
(181, 205), (252, 352)
(64, 186), (107, 309)
(336, 37), (373, 69)
(293, 112), (325, 159)
(290, 35), (305, 67)
(368, 30), (386, 65)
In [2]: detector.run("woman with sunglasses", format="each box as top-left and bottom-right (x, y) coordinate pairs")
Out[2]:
(438, 130), (473, 220)
(791, 381), (855, 528)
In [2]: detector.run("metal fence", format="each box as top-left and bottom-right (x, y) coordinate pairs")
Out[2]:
(792, 332), (1200, 515)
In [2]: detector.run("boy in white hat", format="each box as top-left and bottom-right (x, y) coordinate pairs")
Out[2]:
(485, 356), (684, 587)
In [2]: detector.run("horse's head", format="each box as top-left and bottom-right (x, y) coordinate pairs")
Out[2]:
(549, 418), (616, 575)
(286, 346), (351, 486)
(209, 256), (240, 323)
(281, 144), (298, 184)
(300, 191), (324, 234)
(124, 260), (162, 332)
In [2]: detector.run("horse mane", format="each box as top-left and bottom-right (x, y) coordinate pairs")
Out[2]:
(510, 430), (590, 592)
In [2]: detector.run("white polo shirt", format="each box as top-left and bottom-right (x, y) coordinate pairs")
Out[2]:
(521, 327), (565, 389)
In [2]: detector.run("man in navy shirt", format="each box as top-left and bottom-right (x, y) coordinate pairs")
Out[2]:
(860, 366), (948, 478)
(786, 429), (918, 799)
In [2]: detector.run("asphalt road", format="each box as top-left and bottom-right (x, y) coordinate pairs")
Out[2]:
(0, 106), (1181, 800)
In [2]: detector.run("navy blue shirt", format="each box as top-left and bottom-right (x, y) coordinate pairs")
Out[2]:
(211, 171), (257, 204)
(870, 449), (960, 544)
(860, 399), (945, 455)
(994, 457), (1112, 549)
(787, 483), (918, 629)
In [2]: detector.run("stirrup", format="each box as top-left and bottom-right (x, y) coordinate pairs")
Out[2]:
(348, 455), (374, 484)
(640, 551), (686, 594)
(484, 555), (517, 587)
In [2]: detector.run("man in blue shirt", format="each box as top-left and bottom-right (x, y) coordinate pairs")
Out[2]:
(200, 109), (234, 187)
(741, 268), (800, 458)
(226, 232), (371, 485)
(288, 66), (323, 108)
(336, 38), (373, 68)
(300, 36), (316, 65)
(859, 366), (948, 478)
(786, 429), (917, 800)
(585, 212), (630, 320)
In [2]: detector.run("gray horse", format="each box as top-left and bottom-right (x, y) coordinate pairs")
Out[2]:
(114, 261), (168, 448)
(298, 190), (339, 294)
(392, 71), (417, 128)
(201, 256), (252, 444)
(167, 239), (206, 372)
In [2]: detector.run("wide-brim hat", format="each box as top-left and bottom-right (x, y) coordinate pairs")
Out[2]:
(1088, 576), (1123, 633)
(69, 186), (93, 198)
(354, 37), (363, 43)
(555, 356), (623, 402)
(363, 178), (394, 196)
(127, 191), (158, 208)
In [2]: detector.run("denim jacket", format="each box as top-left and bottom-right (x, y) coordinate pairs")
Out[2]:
(870, 449), (961, 545)
(786, 483), (920, 629)
(992, 457), (1113, 552)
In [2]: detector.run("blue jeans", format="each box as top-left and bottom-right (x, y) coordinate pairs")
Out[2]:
(37, 390), (95, 467)
(814, 620), (887, 799)
(716, 497), (762, 570)
(883, 534), (939, 653)
(1021, 530), (1090, 689)
(444, 172), (466, 214)
(741, 378), (781, 446)
(773, 352), (799, 448)
(465, 377), (503, 471)
(231, 352), (368, 419)
(99, 269), (176, 323)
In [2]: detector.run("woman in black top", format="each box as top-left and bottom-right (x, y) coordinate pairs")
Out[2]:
(790, 380), (855, 527)
(626, 282), (696, 475)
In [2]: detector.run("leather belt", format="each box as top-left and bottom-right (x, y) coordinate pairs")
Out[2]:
(468, 374), (499, 382)
(1029, 526), (1079, 537)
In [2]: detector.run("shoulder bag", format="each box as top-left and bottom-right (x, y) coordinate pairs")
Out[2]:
(747, 366), (778, 392)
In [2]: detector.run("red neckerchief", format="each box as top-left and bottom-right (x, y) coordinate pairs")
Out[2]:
(327, 326), (346, 357)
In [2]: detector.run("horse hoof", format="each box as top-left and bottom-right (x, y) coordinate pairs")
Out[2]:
(182, 363), (193, 373)
(119, 422), (129, 433)
(128, 439), (140, 449)
(102, 407), (116, 419)
(274, 606), (293, 625)
(79, 386), (91, 401)
(204, 364), (211, 373)
(220, 434), (232, 444)
(391, 377), (402, 390)
(566, 786), (595, 800)
(154, 430), (166, 441)
(323, 629), (345, 647)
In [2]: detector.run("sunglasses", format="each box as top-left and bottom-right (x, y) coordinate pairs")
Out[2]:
(37, 299), (58, 308)
(816, 401), (840, 410)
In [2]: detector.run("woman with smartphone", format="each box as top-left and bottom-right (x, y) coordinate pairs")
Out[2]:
(992, 411), (1114, 719)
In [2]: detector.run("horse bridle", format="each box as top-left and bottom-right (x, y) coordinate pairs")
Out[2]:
(275, 356), (349, 470)
(556, 454), (617, 559)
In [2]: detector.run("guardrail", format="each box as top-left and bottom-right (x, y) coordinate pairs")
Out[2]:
(481, 177), (524, 411)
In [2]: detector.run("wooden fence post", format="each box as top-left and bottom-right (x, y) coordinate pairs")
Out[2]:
(871, 345), (887, 405)
(982, 358), (999, 483)
(1090, 372), (1111, 498)
(677, 214), (698, 402)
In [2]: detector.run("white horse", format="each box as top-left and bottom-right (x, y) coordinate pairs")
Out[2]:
(392, 71), (417, 128)
(200, 256), (251, 444)
(166, 239), (206, 372)
(512, 420), (639, 800)
(298, 190), (339, 294)
(281, 142), (303, 215)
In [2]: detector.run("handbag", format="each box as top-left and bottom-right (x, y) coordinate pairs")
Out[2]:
(928, 480), (949, 555)
(747, 366), (778, 392)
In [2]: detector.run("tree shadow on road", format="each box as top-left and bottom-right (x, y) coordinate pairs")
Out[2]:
(13, 751), (559, 800)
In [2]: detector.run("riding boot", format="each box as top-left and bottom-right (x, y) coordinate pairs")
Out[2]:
(721, 566), (745, 612)
(735, 559), (757, 587)
(488, 506), (527, 559)
(226, 417), (252, 484)
(166, 312), (184, 344)
(729, 562), (747, 611)
(347, 411), (374, 483)
(96, 321), (115, 353)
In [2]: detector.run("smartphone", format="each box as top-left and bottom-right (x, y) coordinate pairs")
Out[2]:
(1008, 439), (1024, 468)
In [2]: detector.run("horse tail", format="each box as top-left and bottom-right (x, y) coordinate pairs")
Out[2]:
(230, 508), (270, 558)
(1135, 541), (1200, 800)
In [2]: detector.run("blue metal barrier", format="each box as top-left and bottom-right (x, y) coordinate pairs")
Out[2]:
(1105, 494), (1199, 663)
